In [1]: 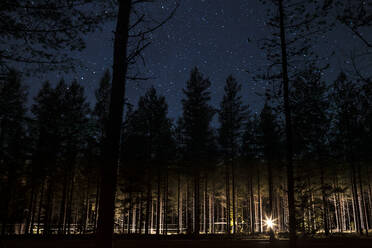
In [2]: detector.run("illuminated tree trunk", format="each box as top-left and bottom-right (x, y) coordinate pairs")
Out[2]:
(232, 161), (236, 234)
(320, 166), (329, 235)
(145, 169), (152, 235)
(225, 163), (230, 234)
(210, 182), (215, 233)
(83, 181), (90, 234)
(151, 198), (154, 233)
(24, 183), (35, 234)
(43, 178), (54, 235)
(346, 198), (351, 231)
(139, 192), (143, 234)
(194, 170), (200, 235)
(177, 174), (181, 234)
(186, 180), (191, 234)
(250, 174), (255, 234)
(204, 174), (208, 234)
(132, 202), (136, 234)
(36, 179), (45, 235)
(359, 164), (370, 235)
(58, 170), (68, 234)
(29, 192), (38, 235)
(333, 193), (339, 232)
(156, 171), (161, 235)
(66, 165), (75, 234)
(163, 168), (168, 235)
(257, 169), (262, 233)
(268, 161), (274, 239)
(127, 192), (132, 234)
(341, 193), (346, 232)
(351, 163), (362, 234)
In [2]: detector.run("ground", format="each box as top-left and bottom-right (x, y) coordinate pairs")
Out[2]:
(2, 239), (372, 248)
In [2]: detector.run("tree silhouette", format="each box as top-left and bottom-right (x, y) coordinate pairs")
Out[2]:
(0, 70), (28, 235)
(182, 67), (214, 235)
(218, 75), (246, 234)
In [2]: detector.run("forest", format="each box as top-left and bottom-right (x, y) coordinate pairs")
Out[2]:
(0, 0), (372, 248)
(1, 66), (372, 237)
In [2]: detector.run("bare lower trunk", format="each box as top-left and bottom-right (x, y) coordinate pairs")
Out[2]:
(156, 171), (161, 235)
(257, 169), (262, 233)
(25, 183), (35, 235)
(250, 174), (255, 234)
(177, 174), (181, 234)
(225, 163), (230, 234)
(320, 166), (329, 235)
(358, 164), (369, 235)
(351, 163), (362, 234)
(36, 179), (45, 234)
(145, 170), (152, 235)
(58, 171), (68, 234)
(194, 169), (200, 235)
(163, 168), (168, 235)
(232, 161), (236, 234)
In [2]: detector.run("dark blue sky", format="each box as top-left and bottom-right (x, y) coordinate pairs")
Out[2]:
(28, 0), (358, 120)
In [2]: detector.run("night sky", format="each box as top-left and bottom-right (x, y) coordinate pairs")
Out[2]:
(28, 0), (359, 120)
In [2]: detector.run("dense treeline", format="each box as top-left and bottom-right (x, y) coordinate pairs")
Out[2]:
(1, 65), (371, 237)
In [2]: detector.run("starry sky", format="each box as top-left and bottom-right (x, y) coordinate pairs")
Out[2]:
(28, 0), (361, 121)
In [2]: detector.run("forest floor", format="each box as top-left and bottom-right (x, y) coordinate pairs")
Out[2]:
(2, 236), (372, 248)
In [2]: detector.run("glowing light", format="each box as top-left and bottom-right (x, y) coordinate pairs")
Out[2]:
(264, 217), (276, 229)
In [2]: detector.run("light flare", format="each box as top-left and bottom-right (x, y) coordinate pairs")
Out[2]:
(264, 217), (276, 229)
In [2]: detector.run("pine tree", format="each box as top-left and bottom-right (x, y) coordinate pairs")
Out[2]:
(330, 72), (365, 234)
(218, 75), (246, 234)
(290, 67), (331, 235)
(121, 86), (174, 235)
(0, 70), (28, 235)
(241, 114), (260, 234)
(30, 80), (65, 235)
(258, 100), (281, 239)
(182, 67), (214, 235)
(258, 1), (331, 244)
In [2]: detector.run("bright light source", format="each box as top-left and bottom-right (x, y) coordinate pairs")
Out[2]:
(264, 217), (276, 229)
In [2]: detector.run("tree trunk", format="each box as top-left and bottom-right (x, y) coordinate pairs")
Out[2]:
(58, 170), (68, 234)
(268, 161), (274, 239)
(94, 174), (100, 233)
(164, 168), (169, 235)
(29, 191), (38, 235)
(96, 1), (132, 246)
(186, 180), (191, 234)
(177, 174), (181, 234)
(194, 169), (200, 235)
(139, 192), (143, 234)
(211, 180), (215, 234)
(320, 166), (329, 235)
(257, 169), (262, 233)
(232, 161), (236, 234)
(145, 170), (152, 235)
(66, 164), (75, 234)
(36, 179), (45, 235)
(358, 164), (369, 235)
(225, 163), (230, 234)
(25, 182), (36, 235)
(43, 177), (54, 235)
(250, 174), (255, 234)
(204, 173), (209, 234)
(278, 0), (296, 246)
(156, 171), (161, 235)
(351, 163), (362, 234)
